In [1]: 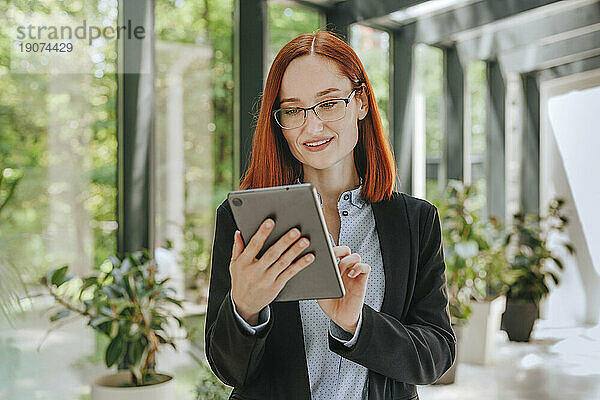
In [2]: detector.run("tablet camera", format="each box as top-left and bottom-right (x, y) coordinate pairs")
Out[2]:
(232, 198), (243, 207)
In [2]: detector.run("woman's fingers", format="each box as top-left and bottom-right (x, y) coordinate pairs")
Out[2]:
(347, 262), (370, 278)
(240, 218), (275, 262)
(231, 230), (244, 261)
(268, 236), (311, 278)
(338, 252), (361, 274)
(259, 227), (302, 267)
(274, 253), (315, 289)
(333, 245), (351, 259)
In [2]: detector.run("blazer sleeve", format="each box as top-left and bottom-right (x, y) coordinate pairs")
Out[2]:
(204, 202), (273, 388)
(328, 203), (456, 385)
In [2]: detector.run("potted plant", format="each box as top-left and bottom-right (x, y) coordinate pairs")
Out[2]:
(42, 251), (187, 400)
(434, 181), (474, 383)
(501, 198), (574, 342)
(436, 181), (514, 368)
(194, 361), (232, 400)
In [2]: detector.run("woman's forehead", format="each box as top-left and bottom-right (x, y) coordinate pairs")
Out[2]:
(279, 55), (351, 102)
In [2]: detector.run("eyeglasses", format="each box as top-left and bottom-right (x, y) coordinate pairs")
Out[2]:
(272, 90), (356, 130)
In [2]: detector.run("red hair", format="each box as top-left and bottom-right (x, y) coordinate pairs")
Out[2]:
(239, 31), (396, 202)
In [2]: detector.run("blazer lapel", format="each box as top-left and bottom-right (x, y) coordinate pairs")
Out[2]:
(371, 193), (412, 317)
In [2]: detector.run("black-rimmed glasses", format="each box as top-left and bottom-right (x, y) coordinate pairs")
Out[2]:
(273, 90), (356, 130)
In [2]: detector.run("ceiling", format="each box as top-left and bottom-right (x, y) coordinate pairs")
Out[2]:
(283, 0), (600, 76)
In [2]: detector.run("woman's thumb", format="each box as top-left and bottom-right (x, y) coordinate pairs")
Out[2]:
(231, 230), (243, 260)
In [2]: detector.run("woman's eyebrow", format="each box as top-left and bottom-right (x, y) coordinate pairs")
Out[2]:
(280, 87), (342, 105)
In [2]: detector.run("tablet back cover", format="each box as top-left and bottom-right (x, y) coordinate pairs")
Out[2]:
(227, 184), (344, 302)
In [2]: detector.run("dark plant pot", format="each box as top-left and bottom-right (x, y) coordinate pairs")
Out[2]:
(433, 325), (462, 385)
(501, 300), (538, 342)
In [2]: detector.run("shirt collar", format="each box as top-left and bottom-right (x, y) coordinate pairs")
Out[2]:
(347, 185), (366, 209)
(294, 178), (366, 209)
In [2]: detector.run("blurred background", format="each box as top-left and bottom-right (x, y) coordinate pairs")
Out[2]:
(0, 0), (599, 399)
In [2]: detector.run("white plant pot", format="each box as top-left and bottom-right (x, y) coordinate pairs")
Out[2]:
(91, 371), (175, 400)
(458, 296), (506, 365)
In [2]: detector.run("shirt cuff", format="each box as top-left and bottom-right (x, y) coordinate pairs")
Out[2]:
(230, 292), (271, 335)
(329, 309), (363, 347)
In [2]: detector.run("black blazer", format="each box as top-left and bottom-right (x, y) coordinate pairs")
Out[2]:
(205, 192), (456, 400)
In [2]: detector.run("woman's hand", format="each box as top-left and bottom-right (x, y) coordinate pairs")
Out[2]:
(230, 218), (315, 325)
(317, 245), (371, 334)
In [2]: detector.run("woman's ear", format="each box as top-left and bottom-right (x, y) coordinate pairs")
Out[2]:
(356, 86), (369, 120)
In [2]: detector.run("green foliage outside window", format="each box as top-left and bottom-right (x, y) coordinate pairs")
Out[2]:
(0, 0), (117, 281)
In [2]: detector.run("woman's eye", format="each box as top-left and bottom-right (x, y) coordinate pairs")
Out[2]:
(283, 108), (300, 116)
(320, 101), (337, 109)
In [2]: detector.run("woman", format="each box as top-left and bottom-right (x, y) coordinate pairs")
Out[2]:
(205, 31), (455, 400)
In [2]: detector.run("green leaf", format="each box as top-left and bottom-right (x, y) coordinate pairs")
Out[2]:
(156, 333), (168, 344)
(89, 316), (112, 328)
(552, 257), (564, 271)
(548, 272), (560, 285)
(565, 243), (575, 255)
(102, 286), (123, 299)
(164, 297), (182, 308)
(105, 335), (126, 368)
(108, 255), (121, 269)
(50, 309), (71, 322)
(78, 277), (98, 299)
(174, 316), (184, 328)
(49, 266), (70, 286)
(109, 320), (119, 338)
(128, 340), (145, 366)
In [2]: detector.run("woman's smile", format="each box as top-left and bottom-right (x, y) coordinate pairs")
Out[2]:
(303, 136), (335, 152)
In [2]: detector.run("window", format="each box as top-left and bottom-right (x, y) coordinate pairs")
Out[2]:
(468, 60), (487, 209)
(268, 1), (322, 70)
(350, 25), (390, 136)
(415, 44), (444, 202)
(1, 0), (117, 281)
(154, 0), (234, 303)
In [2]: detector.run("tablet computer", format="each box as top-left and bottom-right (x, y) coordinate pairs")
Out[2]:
(227, 183), (345, 302)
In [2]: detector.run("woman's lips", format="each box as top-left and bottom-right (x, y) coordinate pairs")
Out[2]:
(303, 137), (334, 152)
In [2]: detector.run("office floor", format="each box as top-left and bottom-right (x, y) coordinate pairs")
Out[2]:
(1, 297), (599, 400)
(419, 321), (600, 400)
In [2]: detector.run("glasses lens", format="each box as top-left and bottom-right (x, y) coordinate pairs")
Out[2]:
(315, 100), (346, 121)
(275, 108), (304, 129)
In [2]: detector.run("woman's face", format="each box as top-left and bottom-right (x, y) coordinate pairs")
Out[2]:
(277, 55), (368, 172)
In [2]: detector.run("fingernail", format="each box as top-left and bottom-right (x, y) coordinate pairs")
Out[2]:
(264, 219), (273, 228)
(290, 229), (299, 238)
(300, 238), (309, 247)
(348, 269), (357, 278)
(306, 254), (315, 262)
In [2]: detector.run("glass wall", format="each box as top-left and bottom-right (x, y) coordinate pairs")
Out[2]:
(468, 60), (487, 208)
(154, 0), (234, 304)
(268, 2), (322, 68)
(350, 25), (390, 136)
(415, 44), (444, 202)
(0, 0), (117, 282)
(1, 1), (118, 398)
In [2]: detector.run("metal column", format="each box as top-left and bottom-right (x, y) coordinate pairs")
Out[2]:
(116, 0), (155, 256)
(390, 26), (416, 194)
(521, 73), (540, 215)
(326, 9), (351, 41)
(233, 0), (268, 185)
(486, 61), (506, 220)
(443, 45), (464, 182)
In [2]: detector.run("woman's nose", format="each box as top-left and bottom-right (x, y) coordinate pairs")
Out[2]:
(304, 109), (323, 132)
